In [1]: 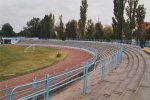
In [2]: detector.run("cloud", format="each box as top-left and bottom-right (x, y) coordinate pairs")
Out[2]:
(0, 0), (149, 32)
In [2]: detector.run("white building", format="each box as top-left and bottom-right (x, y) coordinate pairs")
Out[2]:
(1, 37), (21, 44)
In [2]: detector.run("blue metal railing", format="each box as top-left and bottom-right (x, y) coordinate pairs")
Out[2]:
(145, 40), (150, 47)
(0, 42), (123, 100)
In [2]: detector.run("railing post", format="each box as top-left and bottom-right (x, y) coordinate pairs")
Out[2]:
(149, 40), (150, 47)
(110, 53), (114, 72)
(65, 67), (69, 82)
(113, 53), (116, 68)
(120, 48), (123, 63)
(145, 40), (147, 47)
(52, 73), (57, 92)
(44, 74), (49, 100)
(101, 58), (106, 80)
(5, 86), (8, 100)
(82, 62), (88, 95)
(94, 57), (97, 70)
(117, 49), (120, 64)
(115, 53), (117, 68)
(119, 49), (121, 64)
(32, 78), (37, 100)
(76, 65), (78, 78)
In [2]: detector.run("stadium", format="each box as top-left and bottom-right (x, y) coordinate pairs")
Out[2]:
(0, 0), (150, 100)
(0, 39), (150, 100)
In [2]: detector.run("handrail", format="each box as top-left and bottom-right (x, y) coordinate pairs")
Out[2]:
(9, 47), (97, 100)
(0, 40), (123, 100)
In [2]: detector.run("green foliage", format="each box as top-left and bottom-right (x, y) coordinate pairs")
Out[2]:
(85, 19), (94, 39)
(103, 25), (114, 40)
(79, 0), (88, 39)
(56, 15), (66, 40)
(112, 0), (126, 40)
(77, 19), (83, 39)
(123, 21), (132, 40)
(0, 30), (2, 37)
(40, 13), (55, 39)
(136, 4), (146, 40)
(65, 20), (77, 39)
(94, 22), (104, 39)
(146, 27), (150, 40)
(1, 23), (15, 37)
(18, 13), (55, 39)
(49, 14), (56, 38)
(42, 15), (50, 38)
(126, 0), (139, 38)
(21, 17), (41, 37)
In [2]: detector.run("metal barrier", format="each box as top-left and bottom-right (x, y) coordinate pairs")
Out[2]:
(145, 40), (150, 47)
(0, 42), (123, 100)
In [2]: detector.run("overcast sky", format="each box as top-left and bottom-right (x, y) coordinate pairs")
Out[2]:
(0, 0), (149, 32)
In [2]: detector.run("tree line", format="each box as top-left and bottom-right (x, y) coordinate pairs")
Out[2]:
(112, 0), (149, 41)
(0, 0), (149, 41)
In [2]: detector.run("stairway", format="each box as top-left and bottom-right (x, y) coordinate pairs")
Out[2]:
(50, 44), (149, 100)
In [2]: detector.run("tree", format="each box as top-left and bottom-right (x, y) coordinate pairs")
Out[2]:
(136, 4), (146, 41)
(123, 21), (131, 39)
(126, 0), (139, 39)
(146, 27), (150, 40)
(0, 30), (2, 37)
(1, 23), (15, 37)
(77, 20), (82, 39)
(79, 0), (88, 39)
(65, 20), (77, 39)
(40, 19), (45, 38)
(43, 15), (50, 38)
(103, 25), (114, 40)
(112, 0), (126, 41)
(57, 15), (65, 40)
(85, 19), (94, 39)
(49, 13), (56, 38)
(17, 30), (27, 37)
(24, 17), (41, 37)
(94, 22), (104, 39)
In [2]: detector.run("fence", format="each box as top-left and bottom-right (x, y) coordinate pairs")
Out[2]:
(0, 42), (123, 100)
(145, 40), (150, 47)
(63, 38), (150, 47)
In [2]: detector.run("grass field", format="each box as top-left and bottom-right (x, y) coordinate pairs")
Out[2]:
(0, 45), (67, 81)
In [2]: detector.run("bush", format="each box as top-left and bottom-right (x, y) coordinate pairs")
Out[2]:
(56, 52), (61, 57)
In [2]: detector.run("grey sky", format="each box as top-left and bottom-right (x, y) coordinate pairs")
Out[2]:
(0, 0), (149, 32)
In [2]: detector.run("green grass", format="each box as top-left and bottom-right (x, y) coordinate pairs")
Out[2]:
(0, 45), (67, 81)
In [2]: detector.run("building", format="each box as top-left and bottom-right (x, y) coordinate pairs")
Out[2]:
(142, 22), (150, 33)
(0, 37), (21, 44)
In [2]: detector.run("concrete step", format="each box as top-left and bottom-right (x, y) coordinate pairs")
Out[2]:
(127, 51), (145, 91)
(106, 73), (121, 83)
(131, 87), (150, 100)
(120, 71), (129, 81)
(104, 93), (121, 100)
(114, 78), (131, 94)
(120, 91), (134, 100)
(103, 81), (121, 96)
(128, 69), (137, 78)
(49, 44), (148, 100)
(145, 55), (150, 73)
(140, 72), (150, 88)
(126, 78), (141, 92)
